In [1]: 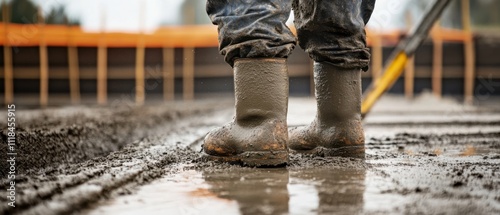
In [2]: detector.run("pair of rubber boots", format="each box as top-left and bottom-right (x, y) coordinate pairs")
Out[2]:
(203, 58), (364, 167)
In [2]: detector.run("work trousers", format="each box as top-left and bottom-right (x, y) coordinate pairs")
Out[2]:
(207, 0), (375, 71)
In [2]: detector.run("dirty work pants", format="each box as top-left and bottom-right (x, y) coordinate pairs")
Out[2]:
(206, 0), (375, 70)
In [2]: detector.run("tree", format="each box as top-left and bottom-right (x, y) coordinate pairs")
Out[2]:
(45, 5), (80, 25)
(0, 0), (80, 25)
(0, 0), (38, 24)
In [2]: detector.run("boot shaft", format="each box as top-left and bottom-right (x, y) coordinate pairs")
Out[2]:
(313, 62), (362, 124)
(233, 58), (289, 126)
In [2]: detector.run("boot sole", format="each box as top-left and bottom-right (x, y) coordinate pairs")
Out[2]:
(202, 150), (288, 167)
(292, 146), (365, 159)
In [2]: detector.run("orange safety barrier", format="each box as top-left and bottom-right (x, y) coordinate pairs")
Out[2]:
(1, 21), (475, 107)
(0, 23), (220, 48)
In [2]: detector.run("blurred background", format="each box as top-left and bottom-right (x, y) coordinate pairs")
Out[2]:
(0, 0), (499, 107)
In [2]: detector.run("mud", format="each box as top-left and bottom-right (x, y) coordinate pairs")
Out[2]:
(0, 101), (230, 175)
(0, 95), (499, 215)
(0, 100), (233, 214)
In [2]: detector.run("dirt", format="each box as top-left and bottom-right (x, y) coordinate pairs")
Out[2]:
(0, 95), (499, 215)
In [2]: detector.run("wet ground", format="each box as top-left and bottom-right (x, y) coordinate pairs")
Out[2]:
(1, 94), (499, 215)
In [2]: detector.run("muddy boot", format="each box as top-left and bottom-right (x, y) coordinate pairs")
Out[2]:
(203, 58), (289, 167)
(289, 62), (365, 158)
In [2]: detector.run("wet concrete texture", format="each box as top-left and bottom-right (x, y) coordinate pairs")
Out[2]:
(0, 101), (229, 175)
(1, 94), (499, 214)
(87, 152), (499, 214)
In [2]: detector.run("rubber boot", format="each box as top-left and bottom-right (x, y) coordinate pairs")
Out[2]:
(289, 62), (365, 158)
(203, 58), (289, 166)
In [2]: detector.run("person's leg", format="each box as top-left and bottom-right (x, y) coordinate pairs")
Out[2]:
(203, 0), (295, 166)
(207, 0), (296, 66)
(292, 0), (374, 70)
(289, 0), (375, 158)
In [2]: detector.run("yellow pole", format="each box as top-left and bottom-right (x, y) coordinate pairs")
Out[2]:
(361, 52), (408, 116)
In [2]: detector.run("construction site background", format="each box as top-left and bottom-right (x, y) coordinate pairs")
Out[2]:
(0, 0), (499, 107)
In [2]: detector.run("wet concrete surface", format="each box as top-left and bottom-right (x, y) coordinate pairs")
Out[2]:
(85, 150), (499, 215)
(1, 94), (500, 214)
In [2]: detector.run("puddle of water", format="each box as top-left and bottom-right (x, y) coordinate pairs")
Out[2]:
(88, 167), (369, 215)
(86, 154), (499, 215)
(86, 141), (500, 215)
(88, 169), (240, 215)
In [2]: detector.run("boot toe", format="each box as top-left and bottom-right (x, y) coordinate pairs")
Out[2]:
(203, 127), (238, 156)
(202, 121), (289, 166)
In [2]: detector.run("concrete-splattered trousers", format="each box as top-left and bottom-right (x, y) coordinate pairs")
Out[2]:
(207, 0), (376, 71)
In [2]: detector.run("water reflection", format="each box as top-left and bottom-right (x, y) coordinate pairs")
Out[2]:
(203, 168), (290, 214)
(202, 167), (366, 215)
(88, 165), (367, 215)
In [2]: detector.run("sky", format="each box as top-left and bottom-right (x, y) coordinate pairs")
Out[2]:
(29, 0), (421, 33)
(31, 0), (185, 33)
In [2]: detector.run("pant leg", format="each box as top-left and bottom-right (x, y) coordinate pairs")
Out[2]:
(293, 0), (376, 71)
(207, 0), (296, 67)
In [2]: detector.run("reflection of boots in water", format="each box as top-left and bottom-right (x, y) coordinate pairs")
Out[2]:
(203, 59), (290, 167)
(289, 168), (366, 214)
(202, 168), (290, 215)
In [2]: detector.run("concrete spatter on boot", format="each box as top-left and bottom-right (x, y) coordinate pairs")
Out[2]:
(203, 58), (289, 167)
(289, 62), (365, 158)
(289, 120), (365, 158)
(313, 62), (362, 124)
(203, 119), (288, 154)
(203, 119), (289, 167)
